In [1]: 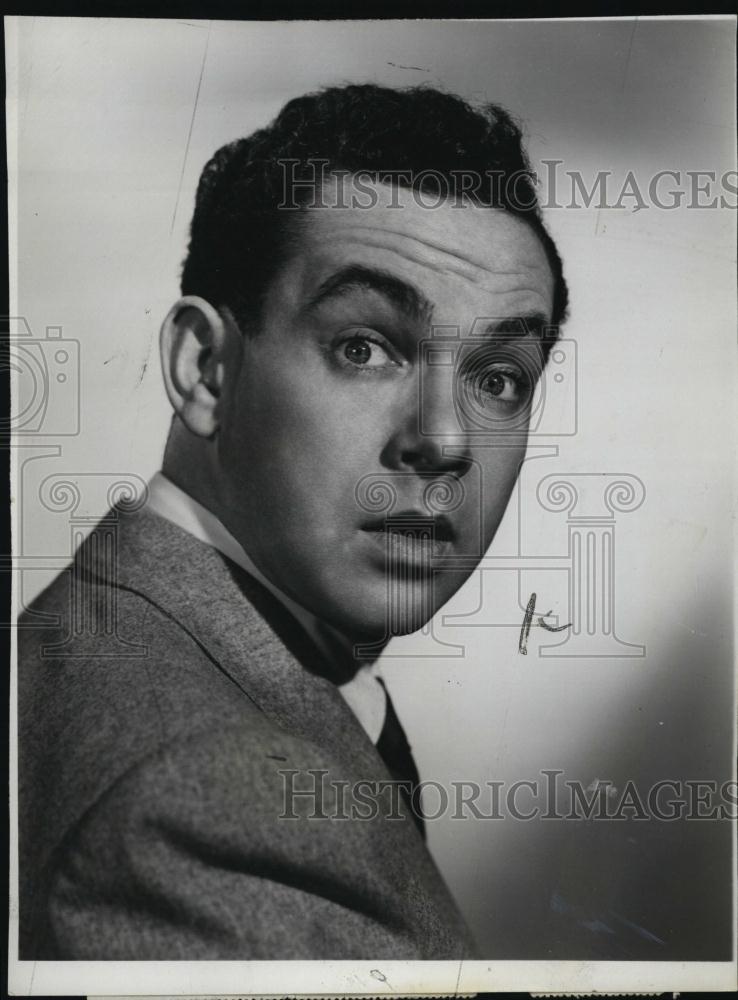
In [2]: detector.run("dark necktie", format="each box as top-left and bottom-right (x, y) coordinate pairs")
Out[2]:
(375, 679), (425, 839)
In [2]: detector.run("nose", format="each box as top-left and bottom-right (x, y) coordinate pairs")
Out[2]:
(380, 364), (472, 476)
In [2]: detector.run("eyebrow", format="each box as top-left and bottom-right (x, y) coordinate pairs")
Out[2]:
(480, 314), (552, 338)
(304, 265), (557, 347)
(305, 264), (434, 325)
(484, 314), (560, 363)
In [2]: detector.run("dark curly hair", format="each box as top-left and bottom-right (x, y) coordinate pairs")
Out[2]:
(181, 83), (568, 331)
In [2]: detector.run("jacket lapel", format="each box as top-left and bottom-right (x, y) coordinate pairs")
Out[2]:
(89, 504), (385, 775)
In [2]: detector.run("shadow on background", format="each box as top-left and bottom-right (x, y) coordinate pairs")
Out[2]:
(465, 604), (734, 961)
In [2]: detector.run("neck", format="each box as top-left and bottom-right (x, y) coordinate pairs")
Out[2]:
(162, 421), (223, 519)
(162, 427), (389, 665)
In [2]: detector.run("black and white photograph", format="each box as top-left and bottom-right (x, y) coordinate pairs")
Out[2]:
(6, 14), (737, 996)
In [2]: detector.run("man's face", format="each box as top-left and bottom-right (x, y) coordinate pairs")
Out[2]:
(215, 177), (555, 641)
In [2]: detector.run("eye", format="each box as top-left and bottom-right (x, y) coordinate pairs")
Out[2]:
(475, 364), (531, 407)
(339, 334), (395, 369)
(481, 371), (507, 398)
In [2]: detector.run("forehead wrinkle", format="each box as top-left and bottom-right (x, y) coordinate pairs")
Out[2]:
(324, 220), (492, 271)
(315, 219), (529, 275)
(309, 220), (551, 288)
(487, 287), (554, 299)
(310, 236), (549, 302)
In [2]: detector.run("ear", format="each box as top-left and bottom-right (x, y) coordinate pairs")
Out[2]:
(159, 296), (241, 438)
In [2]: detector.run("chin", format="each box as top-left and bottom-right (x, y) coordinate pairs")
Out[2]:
(318, 577), (447, 646)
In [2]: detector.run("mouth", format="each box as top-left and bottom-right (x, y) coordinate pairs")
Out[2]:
(360, 510), (456, 566)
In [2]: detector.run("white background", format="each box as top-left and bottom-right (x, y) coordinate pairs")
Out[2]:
(8, 16), (737, 959)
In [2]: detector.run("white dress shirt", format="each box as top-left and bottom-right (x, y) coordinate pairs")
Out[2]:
(145, 472), (387, 744)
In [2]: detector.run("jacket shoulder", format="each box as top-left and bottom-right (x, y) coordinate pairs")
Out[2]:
(38, 723), (472, 960)
(18, 566), (269, 901)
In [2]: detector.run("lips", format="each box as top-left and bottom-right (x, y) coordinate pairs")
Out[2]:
(360, 509), (456, 565)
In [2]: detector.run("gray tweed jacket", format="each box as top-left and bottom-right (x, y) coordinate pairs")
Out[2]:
(18, 504), (475, 960)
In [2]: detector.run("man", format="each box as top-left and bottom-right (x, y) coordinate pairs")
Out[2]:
(18, 84), (567, 959)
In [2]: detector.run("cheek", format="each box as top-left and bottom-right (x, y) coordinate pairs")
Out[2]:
(222, 359), (386, 505)
(477, 445), (527, 516)
(233, 347), (349, 439)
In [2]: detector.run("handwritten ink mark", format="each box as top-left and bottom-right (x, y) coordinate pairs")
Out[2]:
(519, 593), (535, 655)
(519, 592), (572, 655)
(370, 968), (391, 986)
(386, 61), (431, 73)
